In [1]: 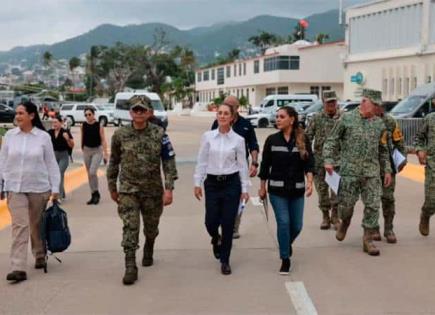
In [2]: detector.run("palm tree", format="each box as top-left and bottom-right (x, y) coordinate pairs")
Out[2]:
(249, 31), (279, 54)
(315, 33), (330, 44)
(42, 51), (53, 67)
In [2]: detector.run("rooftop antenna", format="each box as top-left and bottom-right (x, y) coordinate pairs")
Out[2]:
(339, 0), (343, 25)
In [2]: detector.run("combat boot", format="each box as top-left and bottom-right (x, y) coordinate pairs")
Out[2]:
(371, 228), (382, 241)
(419, 213), (430, 236)
(384, 215), (397, 244)
(363, 229), (380, 256)
(123, 253), (138, 285)
(336, 218), (351, 241)
(330, 208), (339, 230)
(320, 211), (331, 230)
(142, 238), (155, 267)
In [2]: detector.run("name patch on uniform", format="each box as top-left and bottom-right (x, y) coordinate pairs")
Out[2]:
(270, 180), (284, 187)
(271, 146), (289, 152)
(295, 182), (305, 189)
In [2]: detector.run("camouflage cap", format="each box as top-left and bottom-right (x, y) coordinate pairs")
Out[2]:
(362, 88), (382, 105)
(128, 95), (153, 110)
(323, 90), (337, 102)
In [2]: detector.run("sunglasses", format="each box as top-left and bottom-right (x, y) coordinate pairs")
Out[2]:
(132, 107), (148, 113)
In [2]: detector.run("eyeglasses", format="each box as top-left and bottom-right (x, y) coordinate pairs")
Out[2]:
(132, 107), (148, 113)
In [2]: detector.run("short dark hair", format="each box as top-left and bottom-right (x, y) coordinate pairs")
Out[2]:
(84, 107), (95, 114)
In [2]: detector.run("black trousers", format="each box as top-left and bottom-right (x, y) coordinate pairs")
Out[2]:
(204, 174), (241, 263)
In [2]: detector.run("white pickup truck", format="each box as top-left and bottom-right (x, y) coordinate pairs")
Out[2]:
(59, 103), (116, 126)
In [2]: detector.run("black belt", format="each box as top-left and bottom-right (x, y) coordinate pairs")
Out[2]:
(207, 172), (239, 182)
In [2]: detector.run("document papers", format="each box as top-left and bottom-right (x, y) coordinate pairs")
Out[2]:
(392, 149), (407, 172)
(325, 171), (341, 195)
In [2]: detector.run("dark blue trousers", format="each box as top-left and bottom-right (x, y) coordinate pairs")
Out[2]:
(204, 175), (241, 263)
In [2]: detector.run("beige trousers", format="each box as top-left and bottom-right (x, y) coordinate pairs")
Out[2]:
(7, 192), (51, 271)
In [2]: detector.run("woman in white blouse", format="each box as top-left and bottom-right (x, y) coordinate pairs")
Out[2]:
(194, 103), (249, 275)
(0, 101), (60, 283)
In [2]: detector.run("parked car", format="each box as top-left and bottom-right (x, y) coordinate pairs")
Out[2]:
(59, 103), (114, 126)
(390, 82), (435, 118)
(0, 103), (15, 123)
(251, 94), (318, 115)
(339, 101), (360, 112)
(247, 103), (305, 128)
(298, 100), (323, 128)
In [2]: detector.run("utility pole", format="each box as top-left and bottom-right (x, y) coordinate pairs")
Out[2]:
(339, 0), (343, 25)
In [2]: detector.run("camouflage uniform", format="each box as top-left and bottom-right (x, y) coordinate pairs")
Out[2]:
(415, 113), (435, 219)
(379, 114), (406, 235)
(306, 110), (341, 220)
(107, 124), (178, 255)
(323, 108), (392, 230)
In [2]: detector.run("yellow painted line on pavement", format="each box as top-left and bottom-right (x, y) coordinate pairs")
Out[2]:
(0, 166), (105, 230)
(399, 162), (425, 183)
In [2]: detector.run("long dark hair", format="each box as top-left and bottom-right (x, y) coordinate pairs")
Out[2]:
(278, 106), (308, 160)
(20, 101), (46, 131)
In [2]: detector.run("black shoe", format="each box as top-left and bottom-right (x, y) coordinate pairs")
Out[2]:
(211, 236), (221, 260)
(122, 266), (138, 285)
(35, 258), (46, 269)
(93, 191), (100, 205)
(6, 271), (27, 282)
(279, 258), (291, 275)
(86, 192), (95, 205)
(221, 263), (232, 275)
(142, 239), (155, 267)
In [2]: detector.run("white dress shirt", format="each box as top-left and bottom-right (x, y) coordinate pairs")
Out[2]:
(0, 127), (60, 193)
(194, 128), (250, 193)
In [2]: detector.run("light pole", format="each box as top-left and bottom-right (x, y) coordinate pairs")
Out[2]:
(339, 0), (343, 25)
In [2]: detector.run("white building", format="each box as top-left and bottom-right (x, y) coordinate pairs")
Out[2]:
(344, 0), (435, 101)
(195, 40), (346, 107)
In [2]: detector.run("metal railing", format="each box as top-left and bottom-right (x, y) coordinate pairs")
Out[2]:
(396, 118), (425, 149)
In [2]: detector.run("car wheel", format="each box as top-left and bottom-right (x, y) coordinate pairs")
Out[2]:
(67, 116), (75, 126)
(258, 118), (269, 128)
(99, 116), (108, 127)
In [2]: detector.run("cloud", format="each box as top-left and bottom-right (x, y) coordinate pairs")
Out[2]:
(0, 0), (369, 51)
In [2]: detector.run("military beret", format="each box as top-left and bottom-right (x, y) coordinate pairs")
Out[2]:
(323, 90), (337, 102)
(128, 95), (153, 110)
(362, 89), (383, 106)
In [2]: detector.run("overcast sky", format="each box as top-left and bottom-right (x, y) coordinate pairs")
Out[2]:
(0, 0), (369, 51)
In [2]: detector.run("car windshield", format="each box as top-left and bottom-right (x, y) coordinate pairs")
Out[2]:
(96, 105), (106, 111)
(391, 95), (427, 114)
(303, 101), (323, 114)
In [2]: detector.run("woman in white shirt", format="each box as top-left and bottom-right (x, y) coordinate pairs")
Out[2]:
(0, 101), (60, 283)
(194, 103), (249, 275)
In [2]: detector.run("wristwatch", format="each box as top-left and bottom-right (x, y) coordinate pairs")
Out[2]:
(251, 161), (259, 167)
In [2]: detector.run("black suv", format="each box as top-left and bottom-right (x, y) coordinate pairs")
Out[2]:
(0, 104), (14, 123)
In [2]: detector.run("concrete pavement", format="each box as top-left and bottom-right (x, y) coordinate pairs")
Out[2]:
(0, 115), (433, 315)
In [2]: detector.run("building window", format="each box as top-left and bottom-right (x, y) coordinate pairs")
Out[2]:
(413, 77), (418, 89)
(217, 67), (224, 85)
(203, 70), (209, 81)
(277, 86), (289, 94)
(404, 78), (410, 96)
(246, 88), (249, 102)
(310, 86), (320, 96)
(254, 60), (260, 74)
(383, 79), (388, 94)
(197, 72), (202, 82)
(211, 69), (215, 80)
(237, 89), (240, 98)
(397, 78), (402, 95)
(321, 86), (331, 92)
(239, 64), (242, 76)
(226, 66), (231, 78)
(266, 87), (276, 96)
(264, 56), (300, 72)
(427, 76), (432, 83)
(234, 64), (237, 77)
(243, 63), (246, 75)
(390, 78), (395, 96)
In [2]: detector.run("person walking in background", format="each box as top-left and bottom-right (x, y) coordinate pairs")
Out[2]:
(194, 102), (250, 275)
(323, 89), (392, 256)
(41, 104), (49, 120)
(0, 101), (60, 283)
(306, 91), (341, 230)
(258, 106), (314, 275)
(372, 102), (406, 243)
(49, 115), (74, 203)
(81, 107), (108, 205)
(415, 110), (435, 236)
(107, 95), (178, 285)
(210, 95), (259, 239)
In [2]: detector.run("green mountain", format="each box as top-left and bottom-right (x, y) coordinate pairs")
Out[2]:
(0, 10), (344, 66)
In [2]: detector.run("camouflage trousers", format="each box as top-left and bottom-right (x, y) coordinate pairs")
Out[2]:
(338, 176), (381, 229)
(118, 192), (163, 254)
(422, 167), (435, 217)
(314, 168), (338, 212)
(381, 174), (396, 229)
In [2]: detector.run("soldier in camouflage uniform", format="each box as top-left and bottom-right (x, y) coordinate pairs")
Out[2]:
(415, 111), (435, 236)
(107, 95), (178, 285)
(372, 103), (406, 243)
(306, 90), (341, 230)
(323, 89), (392, 256)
